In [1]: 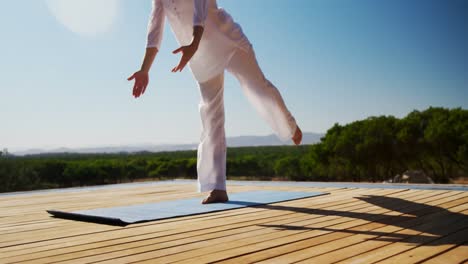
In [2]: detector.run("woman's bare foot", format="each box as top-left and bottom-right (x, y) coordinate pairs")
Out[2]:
(292, 125), (302, 145)
(202, 189), (229, 204)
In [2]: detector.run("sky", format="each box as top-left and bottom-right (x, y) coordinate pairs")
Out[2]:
(1, 0), (467, 152)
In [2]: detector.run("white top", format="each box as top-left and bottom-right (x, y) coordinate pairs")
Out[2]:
(146, 0), (251, 82)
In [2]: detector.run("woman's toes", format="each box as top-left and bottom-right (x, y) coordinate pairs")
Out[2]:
(293, 126), (302, 145)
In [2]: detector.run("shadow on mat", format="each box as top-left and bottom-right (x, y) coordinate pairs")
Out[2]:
(256, 195), (468, 245)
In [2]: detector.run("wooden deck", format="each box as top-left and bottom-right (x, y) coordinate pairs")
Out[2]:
(1, 181), (467, 263)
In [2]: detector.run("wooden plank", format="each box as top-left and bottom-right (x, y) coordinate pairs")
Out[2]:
(236, 192), (466, 263)
(165, 192), (467, 264)
(320, 205), (468, 264)
(331, 210), (468, 264)
(423, 243), (468, 264)
(0, 189), (370, 260)
(62, 198), (405, 263)
(0, 185), (264, 242)
(4, 183), (465, 264)
(0, 186), (340, 223)
(0, 184), (193, 209)
(0, 188), (396, 260)
(61, 190), (434, 264)
(0, 188), (360, 258)
(0, 184), (266, 221)
(0, 185), (336, 224)
(0, 188), (258, 228)
(296, 210), (468, 263)
(215, 192), (463, 264)
(0, 187), (353, 247)
(376, 227), (468, 264)
(0, 185), (226, 216)
(0, 189), (344, 254)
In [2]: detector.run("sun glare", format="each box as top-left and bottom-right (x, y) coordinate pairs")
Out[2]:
(46, 0), (119, 36)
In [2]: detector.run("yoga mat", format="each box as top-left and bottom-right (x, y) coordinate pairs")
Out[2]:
(47, 190), (328, 226)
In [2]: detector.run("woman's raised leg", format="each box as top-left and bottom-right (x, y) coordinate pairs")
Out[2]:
(226, 47), (301, 143)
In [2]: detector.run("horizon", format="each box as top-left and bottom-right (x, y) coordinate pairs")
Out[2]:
(1, 0), (467, 152)
(8, 131), (325, 154)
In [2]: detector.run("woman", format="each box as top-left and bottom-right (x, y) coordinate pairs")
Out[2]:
(128, 0), (302, 204)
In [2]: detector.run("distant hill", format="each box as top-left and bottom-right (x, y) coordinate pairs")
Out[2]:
(227, 132), (323, 147)
(12, 132), (324, 156)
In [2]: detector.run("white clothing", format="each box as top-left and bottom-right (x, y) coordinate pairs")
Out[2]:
(197, 47), (298, 192)
(197, 73), (227, 191)
(147, 0), (251, 83)
(146, 0), (298, 192)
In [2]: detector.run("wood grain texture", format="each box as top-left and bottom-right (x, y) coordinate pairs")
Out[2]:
(0, 181), (466, 264)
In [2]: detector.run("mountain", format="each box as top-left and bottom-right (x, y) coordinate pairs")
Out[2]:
(227, 132), (323, 147)
(12, 132), (324, 156)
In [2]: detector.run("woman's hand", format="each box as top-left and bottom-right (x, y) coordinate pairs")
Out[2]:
(172, 25), (204, 73)
(171, 43), (198, 72)
(127, 70), (149, 98)
(128, 47), (158, 99)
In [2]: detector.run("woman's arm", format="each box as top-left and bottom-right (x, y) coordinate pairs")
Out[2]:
(128, 0), (165, 98)
(128, 47), (158, 98)
(146, 0), (165, 50)
(140, 47), (158, 73)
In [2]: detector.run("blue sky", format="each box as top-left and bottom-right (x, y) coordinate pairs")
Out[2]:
(1, 0), (467, 152)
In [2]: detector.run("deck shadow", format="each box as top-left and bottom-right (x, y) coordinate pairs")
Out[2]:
(256, 195), (468, 246)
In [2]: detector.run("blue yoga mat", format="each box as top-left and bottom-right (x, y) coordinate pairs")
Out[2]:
(47, 190), (327, 226)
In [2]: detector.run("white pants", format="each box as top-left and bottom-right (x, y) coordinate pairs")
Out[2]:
(196, 46), (298, 192)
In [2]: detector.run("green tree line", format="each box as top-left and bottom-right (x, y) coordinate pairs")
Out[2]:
(1, 107), (466, 193)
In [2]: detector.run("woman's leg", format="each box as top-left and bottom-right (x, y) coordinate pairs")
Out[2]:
(226, 47), (300, 142)
(196, 72), (228, 201)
